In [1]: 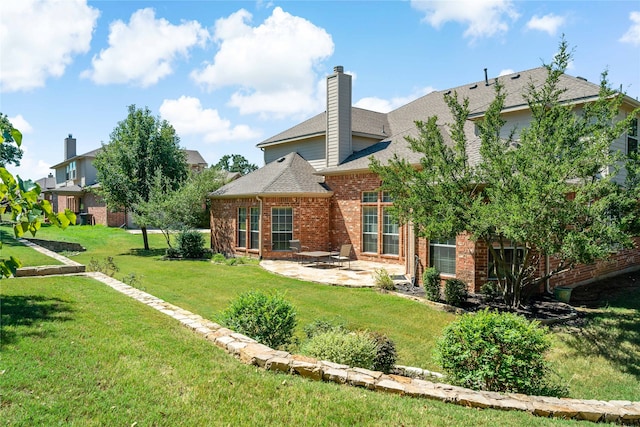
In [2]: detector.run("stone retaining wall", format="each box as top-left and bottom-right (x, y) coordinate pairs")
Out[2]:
(16, 265), (86, 277)
(23, 238), (85, 253)
(90, 272), (640, 425)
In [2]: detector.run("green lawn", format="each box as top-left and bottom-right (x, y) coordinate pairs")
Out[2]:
(1, 277), (576, 426)
(2, 224), (639, 403)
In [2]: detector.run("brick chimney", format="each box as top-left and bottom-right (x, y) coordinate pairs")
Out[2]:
(64, 134), (76, 160)
(326, 66), (352, 168)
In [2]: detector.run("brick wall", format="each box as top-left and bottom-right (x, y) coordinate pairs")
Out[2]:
(325, 172), (404, 266)
(549, 237), (640, 288)
(210, 196), (331, 259)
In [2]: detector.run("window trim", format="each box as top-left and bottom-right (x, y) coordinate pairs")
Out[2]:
(628, 117), (638, 155)
(271, 207), (293, 251)
(237, 207), (247, 248)
(382, 207), (399, 255)
(361, 190), (400, 256)
(429, 238), (456, 276)
(249, 207), (260, 250)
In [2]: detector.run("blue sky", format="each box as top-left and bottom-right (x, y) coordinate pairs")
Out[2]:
(2, 0), (639, 181)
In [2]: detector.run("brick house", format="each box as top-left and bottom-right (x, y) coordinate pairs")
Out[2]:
(40, 135), (208, 227)
(210, 66), (640, 292)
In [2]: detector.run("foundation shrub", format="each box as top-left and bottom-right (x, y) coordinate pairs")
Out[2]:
(219, 291), (297, 349)
(435, 309), (568, 397)
(373, 268), (395, 291)
(175, 229), (209, 259)
(301, 329), (377, 369)
(423, 267), (441, 301)
(369, 332), (398, 374)
(444, 278), (468, 306)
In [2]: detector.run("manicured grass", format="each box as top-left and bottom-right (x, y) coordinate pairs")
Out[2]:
(4, 224), (640, 401)
(0, 229), (63, 267)
(551, 288), (640, 401)
(1, 277), (575, 426)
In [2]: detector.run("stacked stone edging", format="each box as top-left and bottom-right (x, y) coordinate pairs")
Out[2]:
(16, 240), (640, 424)
(16, 264), (86, 277)
(22, 238), (85, 253)
(86, 271), (640, 425)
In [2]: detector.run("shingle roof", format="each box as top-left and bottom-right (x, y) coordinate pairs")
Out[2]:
(321, 67), (606, 174)
(185, 149), (207, 166)
(211, 152), (332, 198)
(34, 175), (56, 191)
(257, 107), (389, 147)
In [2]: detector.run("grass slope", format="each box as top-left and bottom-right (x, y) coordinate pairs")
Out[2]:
(1, 277), (573, 426)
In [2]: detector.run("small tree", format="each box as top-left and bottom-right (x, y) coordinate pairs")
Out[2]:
(134, 167), (226, 247)
(371, 38), (640, 308)
(214, 154), (258, 175)
(94, 105), (189, 250)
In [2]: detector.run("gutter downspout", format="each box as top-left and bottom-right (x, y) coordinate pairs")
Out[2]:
(256, 196), (263, 259)
(545, 254), (552, 294)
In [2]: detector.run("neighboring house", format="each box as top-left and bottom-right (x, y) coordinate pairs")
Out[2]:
(43, 135), (208, 227)
(210, 66), (640, 292)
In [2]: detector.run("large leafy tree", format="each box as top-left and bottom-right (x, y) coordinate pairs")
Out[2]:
(94, 105), (189, 250)
(371, 40), (640, 308)
(215, 154), (258, 175)
(0, 114), (23, 167)
(0, 118), (75, 277)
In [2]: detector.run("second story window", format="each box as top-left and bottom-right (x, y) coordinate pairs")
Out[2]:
(65, 161), (77, 180)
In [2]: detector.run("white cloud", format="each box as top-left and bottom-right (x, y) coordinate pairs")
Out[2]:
(82, 8), (208, 87)
(159, 96), (260, 143)
(526, 13), (565, 36)
(354, 87), (436, 113)
(0, 0), (99, 92)
(620, 11), (640, 46)
(411, 0), (519, 40)
(7, 114), (33, 134)
(191, 7), (334, 118)
(498, 69), (515, 77)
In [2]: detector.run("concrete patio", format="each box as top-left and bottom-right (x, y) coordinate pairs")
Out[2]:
(260, 258), (409, 287)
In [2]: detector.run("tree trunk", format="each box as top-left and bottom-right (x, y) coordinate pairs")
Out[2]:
(141, 226), (150, 250)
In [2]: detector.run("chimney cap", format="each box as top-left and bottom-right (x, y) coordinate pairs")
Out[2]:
(334, 65), (344, 74)
(68, 133), (73, 138)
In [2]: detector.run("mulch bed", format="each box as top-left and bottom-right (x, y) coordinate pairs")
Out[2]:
(393, 270), (640, 324)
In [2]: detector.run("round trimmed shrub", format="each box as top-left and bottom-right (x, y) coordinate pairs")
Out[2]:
(301, 329), (377, 369)
(219, 291), (297, 349)
(435, 309), (567, 396)
(175, 229), (208, 259)
(444, 278), (467, 306)
(423, 267), (441, 301)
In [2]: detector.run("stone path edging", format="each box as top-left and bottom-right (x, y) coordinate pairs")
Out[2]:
(17, 240), (640, 424)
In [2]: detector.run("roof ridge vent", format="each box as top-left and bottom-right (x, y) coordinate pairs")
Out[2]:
(469, 84), (478, 89)
(277, 156), (286, 163)
(576, 76), (587, 82)
(510, 73), (521, 79)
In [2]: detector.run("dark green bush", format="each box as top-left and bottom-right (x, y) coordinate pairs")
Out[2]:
(369, 332), (397, 374)
(165, 247), (181, 259)
(435, 309), (567, 396)
(219, 291), (297, 349)
(480, 282), (499, 300)
(444, 278), (468, 306)
(301, 329), (377, 369)
(175, 229), (209, 259)
(423, 267), (441, 301)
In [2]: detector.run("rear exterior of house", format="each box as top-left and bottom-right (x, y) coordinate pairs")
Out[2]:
(210, 66), (640, 292)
